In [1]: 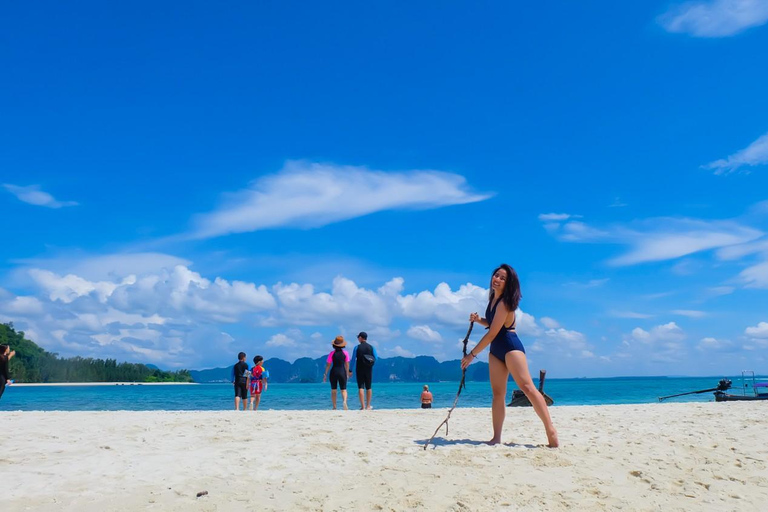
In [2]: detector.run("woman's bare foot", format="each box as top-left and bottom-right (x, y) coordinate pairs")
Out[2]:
(366, 406), (373, 410)
(343, 402), (348, 410)
(546, 426), (559, 448)
(487, 437), (502, 446)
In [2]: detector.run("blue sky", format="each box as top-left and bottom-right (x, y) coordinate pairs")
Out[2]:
(2, 1), (768, 377)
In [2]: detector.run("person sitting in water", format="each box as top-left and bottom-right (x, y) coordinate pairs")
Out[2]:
(322, 336), (350, 410)
(248, 355), (268, 411)
(421, 385), (433, 409)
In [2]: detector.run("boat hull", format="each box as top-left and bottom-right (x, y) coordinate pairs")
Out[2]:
(508, 389), (554, 407)
(714, 392), (768, 402)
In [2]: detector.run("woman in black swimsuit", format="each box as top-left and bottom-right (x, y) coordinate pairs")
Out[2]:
(322, 336), (350, 410)
(461, 264), (558, 447)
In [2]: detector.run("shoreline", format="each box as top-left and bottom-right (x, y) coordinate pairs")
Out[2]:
(11, 381), (198, 387)
(3, 403), (767, 511)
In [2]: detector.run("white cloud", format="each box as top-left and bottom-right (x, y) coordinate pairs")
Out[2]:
(4, 296), (44, 315)
(397, 282), (488, 327)
(619, 322), (688, 363)
(3, 184), (79, 208)
(540, 317), (560, 329)
(542, 214), (763, 266)
(1, 257), (591, 368)
(716, 238), (768, 260)
(672, 310), (707, 318)
(538, 213), (578, 222)
(407, 325), (443, 343)
(609, 197), (628, 208)
(268, 276), (399, 327)
(610, 311), (654, 319)
(697, 337), (735, 352)
(738, 260), (768, 288)
(528, 327), (592, 357)
(610, 220), (762, 266)
(386, 345), (415, 358)
(704, 132), (768, 174)
(189, 161), (490, 239)
(703, 286), (735, 298)
(660, 0), (768, 37)
(265, 333), (297, 347)
(629, 322), (687, 344)
(564, 278), (609, 289)
(29, 269), (129, 303)
(745, 321), (768, 338)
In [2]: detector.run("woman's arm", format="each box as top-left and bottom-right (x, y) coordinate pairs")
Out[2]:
(322, 362), (331, 382)
(461, 302), (509, 369)
(469, 312), (489, 328)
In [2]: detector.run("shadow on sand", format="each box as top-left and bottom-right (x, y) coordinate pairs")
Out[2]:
(417, 438), (541, 449)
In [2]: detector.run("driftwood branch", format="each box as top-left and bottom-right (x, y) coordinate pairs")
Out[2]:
(423, 321), (474, 450)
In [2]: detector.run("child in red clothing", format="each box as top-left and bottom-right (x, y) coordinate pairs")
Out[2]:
(248, 355), (269, 410)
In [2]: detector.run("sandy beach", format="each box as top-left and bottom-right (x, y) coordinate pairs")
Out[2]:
(2, 402), (767, 511)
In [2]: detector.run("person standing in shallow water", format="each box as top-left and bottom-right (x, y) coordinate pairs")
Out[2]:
(461, 264), (559, 448)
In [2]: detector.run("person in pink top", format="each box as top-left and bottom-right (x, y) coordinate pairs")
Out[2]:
(322, 336), (350, 410)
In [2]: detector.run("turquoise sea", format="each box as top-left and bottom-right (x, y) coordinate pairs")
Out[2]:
(2, 375), (765, 411)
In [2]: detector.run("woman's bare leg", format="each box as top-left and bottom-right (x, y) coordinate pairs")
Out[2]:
(331, 389), (337, 410)
(488, 354), (509, 445)
(342, 390), (348, 410)
(505, 351), (559, 447)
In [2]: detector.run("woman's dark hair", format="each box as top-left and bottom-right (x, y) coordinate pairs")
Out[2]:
(489, 263), (522, 311)
(253, 355), (264, 364)
(0, 344), (8, 356)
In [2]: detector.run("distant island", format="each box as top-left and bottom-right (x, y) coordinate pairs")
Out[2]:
(190, 355), (489, 384)
(1, 323), (192, 384)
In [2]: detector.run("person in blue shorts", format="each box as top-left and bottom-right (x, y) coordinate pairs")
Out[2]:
(461, 264), (558, 447)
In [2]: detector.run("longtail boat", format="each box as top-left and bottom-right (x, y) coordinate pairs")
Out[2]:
(659, 371), (768, 402)
(508, 369), (554, 407)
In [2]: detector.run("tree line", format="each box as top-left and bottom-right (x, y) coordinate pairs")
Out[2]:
(0, 323), (192, 383)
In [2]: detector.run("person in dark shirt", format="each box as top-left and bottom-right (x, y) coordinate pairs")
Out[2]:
(349, 332), (378, 410)
(231, 352), (249, 411)
(0, 344), (16, 401)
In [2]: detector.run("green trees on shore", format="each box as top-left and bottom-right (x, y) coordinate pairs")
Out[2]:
(0, 323), (192, 383)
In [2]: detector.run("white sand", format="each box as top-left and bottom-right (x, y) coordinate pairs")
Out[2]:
(2, 403), (767, 511)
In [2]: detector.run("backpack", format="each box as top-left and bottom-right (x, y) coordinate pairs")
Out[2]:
(358, 343), (375, 367)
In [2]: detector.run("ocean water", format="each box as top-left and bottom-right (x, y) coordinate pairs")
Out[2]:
(2, 376), (764, 411)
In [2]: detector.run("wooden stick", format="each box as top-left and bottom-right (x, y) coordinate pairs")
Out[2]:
(423, 321), (474, 450)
